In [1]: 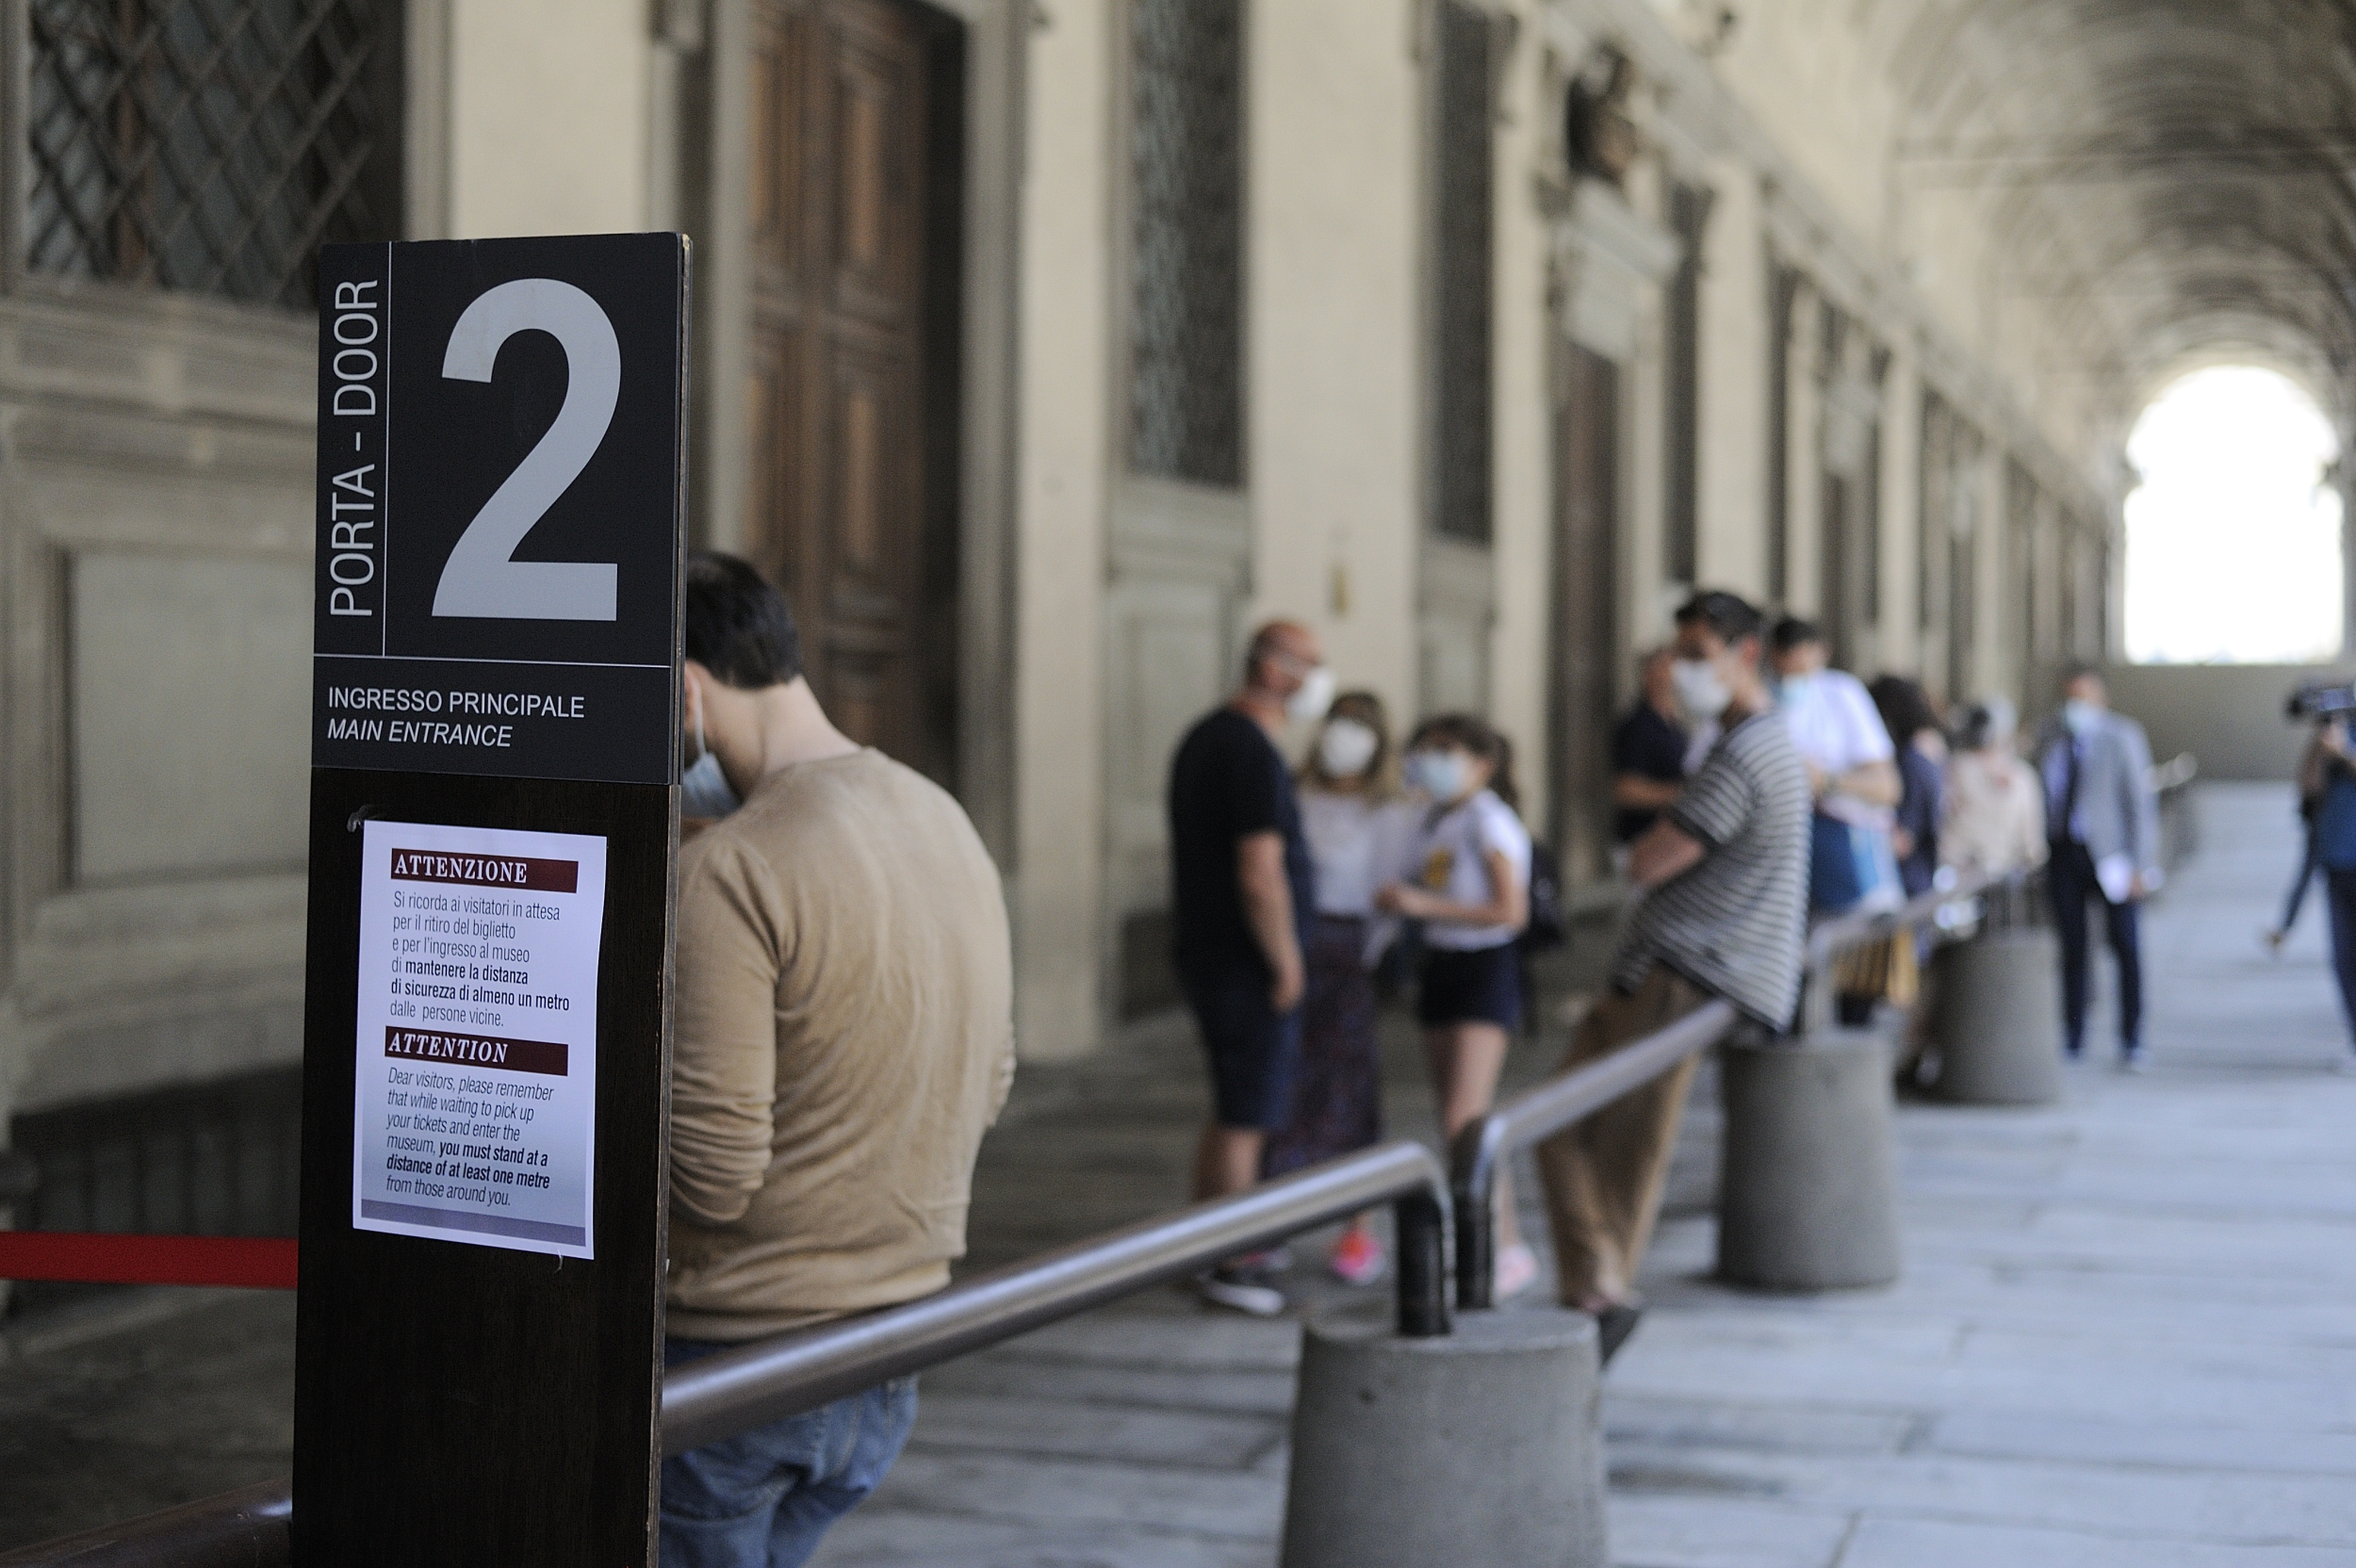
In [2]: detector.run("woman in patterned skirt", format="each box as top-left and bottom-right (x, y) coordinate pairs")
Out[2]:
(1263, 691), (1416, 1284)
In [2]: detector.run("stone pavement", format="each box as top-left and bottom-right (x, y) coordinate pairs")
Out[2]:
(815, 781), (2356, 1567)
(3, 784), (2353, 1564)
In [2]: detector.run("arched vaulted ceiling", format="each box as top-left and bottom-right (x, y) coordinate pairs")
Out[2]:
(1861, 0), (2356, 425)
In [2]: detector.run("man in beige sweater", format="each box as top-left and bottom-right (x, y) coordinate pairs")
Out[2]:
(661, 552), (1014, 1568)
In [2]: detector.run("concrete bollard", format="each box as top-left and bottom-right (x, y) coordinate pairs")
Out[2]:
(1717, 1025), (1902, 1291)
(1281, 1301), (1607, 1568)
(1928, 929), (2064, 1105)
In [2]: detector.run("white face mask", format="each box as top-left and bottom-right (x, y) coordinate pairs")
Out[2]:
(1777, 671), (1821, 705)
(1672, 657), (1731, 720)
(1317, 717), (1380, 779)
(1286, 665), (1337, 724)
(2062, 698), (2102, 736)
(1407, 749), (1473, 803)
(680, 700), (743, 819)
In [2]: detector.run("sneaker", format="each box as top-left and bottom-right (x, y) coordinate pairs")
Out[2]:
(1197, 1266), (1286, 1317)
(1595, 1300), (1645, 1367)
(2118, 1051), (2148, 1074)
(1327, 1228), (1388, 1287)
(1494, 1243), (1540, 1302)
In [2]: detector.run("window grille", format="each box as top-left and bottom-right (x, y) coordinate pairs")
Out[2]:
(1948, 515), (1974, 701)
(1918, 392), (1946, 641)
(1662, 182), (1710, 583)
(25, 0), (400, 310)
(1431, 0), (1492, 544)
(2060, 527), (2081, 657)
(2006, 461), (2039, 662)
(1129, 0), (1244, 487)
(1767, 266), (1799, 604)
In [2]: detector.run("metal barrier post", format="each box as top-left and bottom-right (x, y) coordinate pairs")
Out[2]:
(1390, 1188), (1451, 1337)
(1450, 1119), (1505, 1311)
(1448, 1001), (1741, 1313)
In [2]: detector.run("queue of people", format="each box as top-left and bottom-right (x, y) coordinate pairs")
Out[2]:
(1168, 625), (1545, 1314)
(645, 552), (2176, 1566)
(1169, 592), (1828, 1364)
(1612, 628), (2164, 1071)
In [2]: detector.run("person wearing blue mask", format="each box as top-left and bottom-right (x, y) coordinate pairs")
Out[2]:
(663, 552), (1014, 1568)
(2035, 663), (2160, 1070)
(680, 675), (745, 825)
(1377, 713), (1537, 1301)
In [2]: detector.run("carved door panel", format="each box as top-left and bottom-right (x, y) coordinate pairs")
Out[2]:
(1551, 343), (1620, 887)
(746, 0), (954, 784)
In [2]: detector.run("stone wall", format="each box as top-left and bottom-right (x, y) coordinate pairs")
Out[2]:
(0, 288), (316, 1134)
(2101, 663), (2349, 782)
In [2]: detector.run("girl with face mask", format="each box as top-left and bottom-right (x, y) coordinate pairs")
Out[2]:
(1377, 714), (1540, 1301)
(1265, 693), (1418, 1285)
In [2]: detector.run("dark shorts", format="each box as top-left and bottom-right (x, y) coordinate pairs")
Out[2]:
(1180, 966), (1304, 1131)
(1417, 942), (1524, 1030)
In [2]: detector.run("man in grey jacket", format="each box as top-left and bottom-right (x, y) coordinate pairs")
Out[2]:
(2035, 663), (2161, 1069)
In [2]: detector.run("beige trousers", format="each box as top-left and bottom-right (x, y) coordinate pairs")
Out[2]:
(1535, 967), (1713, 1305)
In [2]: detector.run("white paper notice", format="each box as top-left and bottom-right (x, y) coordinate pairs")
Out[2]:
(352, 820), (607, 1259)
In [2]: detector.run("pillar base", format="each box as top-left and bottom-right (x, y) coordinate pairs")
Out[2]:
(1280, 1302), (1607, 1568)
(1717, 1026), (1903, 1291)
(1930, 930), (2065, 1105)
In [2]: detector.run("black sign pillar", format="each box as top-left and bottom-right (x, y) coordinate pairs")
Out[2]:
(294, 233), (687, 1567)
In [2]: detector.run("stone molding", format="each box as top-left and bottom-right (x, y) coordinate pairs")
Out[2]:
(1551, 181), (1678, 362)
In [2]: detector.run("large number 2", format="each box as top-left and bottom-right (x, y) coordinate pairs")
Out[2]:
(433, 278), (620, 621)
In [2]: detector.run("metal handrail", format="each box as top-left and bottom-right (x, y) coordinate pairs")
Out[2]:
(1448, 863), (2022, 1313)
(664, 1137), (1450, 1452)
(1449, 1000), (1741, 1310)
(1805, 865), (2002, 974)
(2, 1140), (1451, 1567)
(0, 1479), (291, 1568)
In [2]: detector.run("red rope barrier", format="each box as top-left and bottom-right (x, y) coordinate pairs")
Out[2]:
(0, 1232), (297, 1289)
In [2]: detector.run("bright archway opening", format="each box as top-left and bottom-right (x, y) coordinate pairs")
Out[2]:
(2124, 367), (2343, 664)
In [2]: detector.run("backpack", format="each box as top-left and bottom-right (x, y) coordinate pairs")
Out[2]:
(1522, 840), (1567, 952)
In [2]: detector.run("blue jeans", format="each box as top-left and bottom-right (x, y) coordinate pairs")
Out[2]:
(2051, 841), (2142, 1055)
(660, 1338), (918, 1568)
(2323, 869), (2356, 1046)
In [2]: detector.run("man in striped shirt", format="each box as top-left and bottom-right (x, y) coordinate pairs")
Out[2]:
(1537, 590), (1808, 1362)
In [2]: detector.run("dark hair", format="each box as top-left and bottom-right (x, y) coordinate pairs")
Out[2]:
(2061, 659), (2105, 690)
(1868, 675), (1939, 747)
(1243, 621), (1314, 686)
(1407, 712), (1520, 812)
(1955, 702), (1996, 753)
(684, 550), (803, 689)
(1674, 590), (1764, 649)
(1770, 616), (1824, 655)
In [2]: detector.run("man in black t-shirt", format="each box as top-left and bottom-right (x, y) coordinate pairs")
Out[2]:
(1612, 647), (1690, 842)
(1167, 620), (1328, 1315)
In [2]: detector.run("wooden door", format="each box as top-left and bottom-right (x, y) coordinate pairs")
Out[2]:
(745, 0), (957, 786)
(1821, 470), (1854, 667)
(1550, 343), (1619, 886)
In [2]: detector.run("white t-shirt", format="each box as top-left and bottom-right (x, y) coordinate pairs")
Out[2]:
(1781, 670), (1896, 829)
(1300, 792), (1419, 918)
(1410, 790), (1532, 952)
